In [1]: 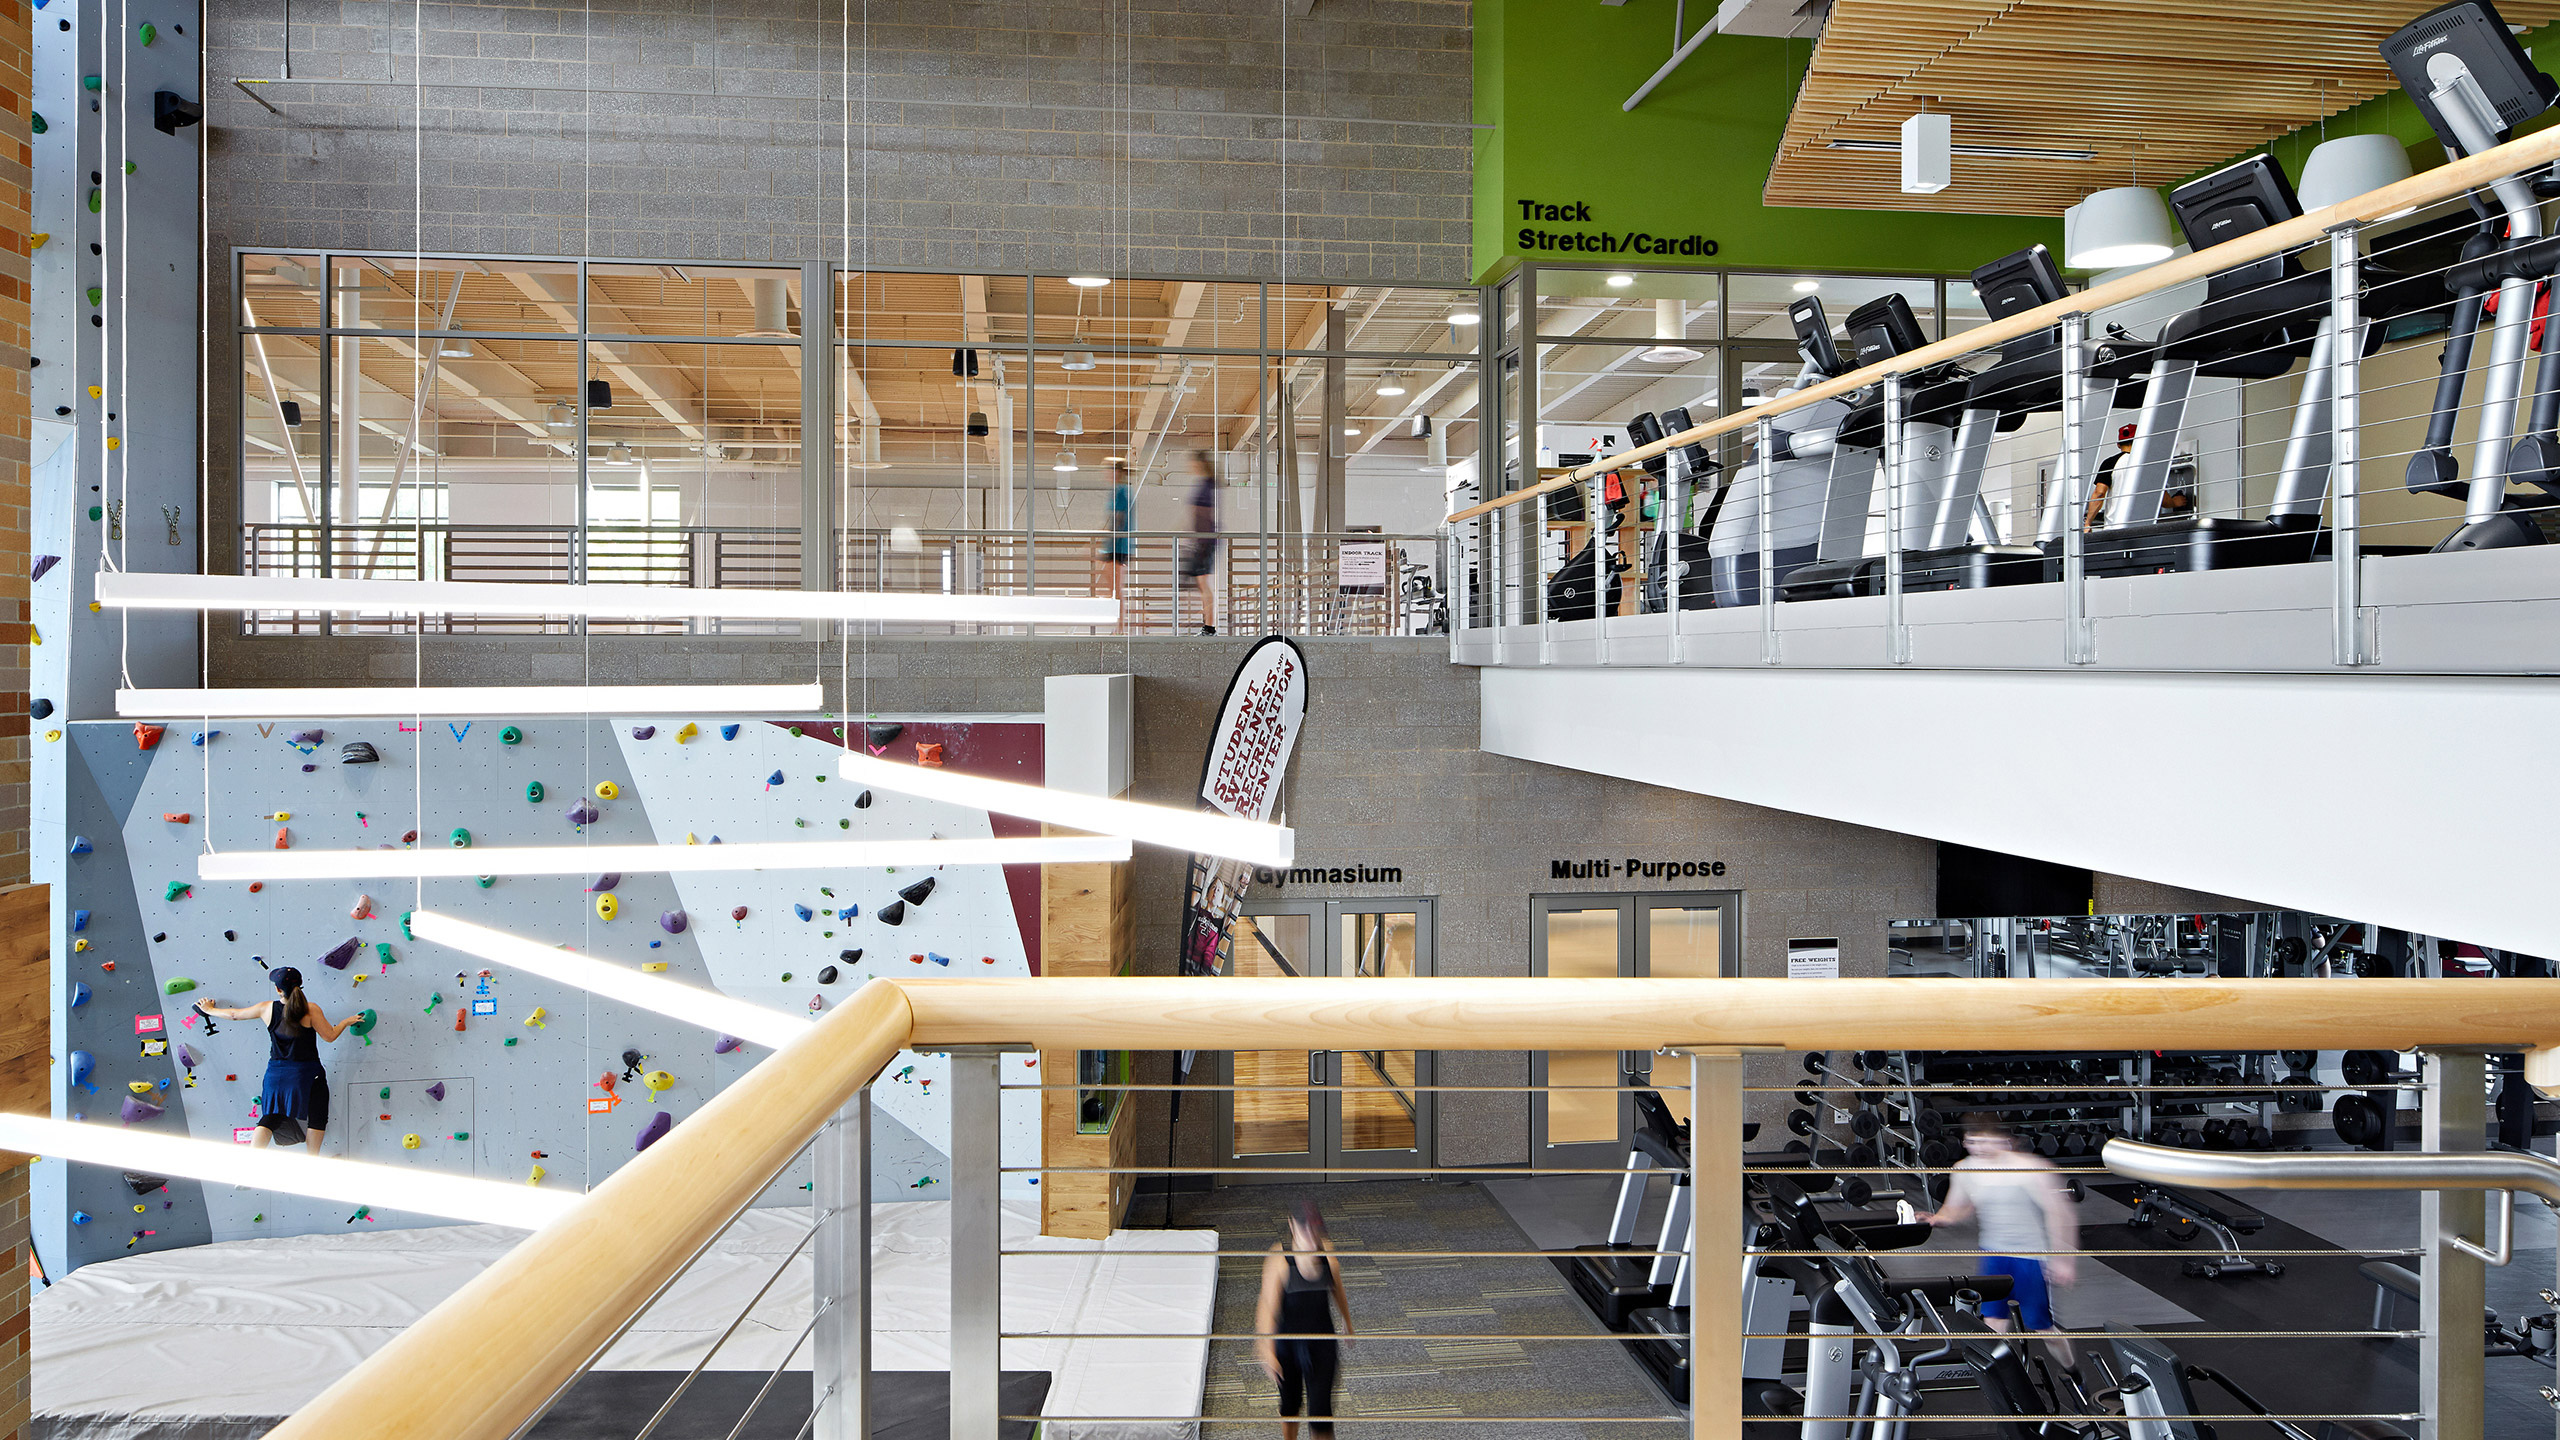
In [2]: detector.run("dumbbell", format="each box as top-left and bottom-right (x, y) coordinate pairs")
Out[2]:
(1787, 1108), (1822, 1137)
(1850, 1107), (1884, 1140)
(1793, 1088), (1823, 1108)
(1836, 1175), (1875, 1207)
(2246, 1124), (2275, 1150)
(1854, 1051), (1891, 1073)
(2200, 1118), (2232, 1149)
(2340, 1050), (2416, 1087)
(2059, 1130), (2089, 1158)
(1921, 1138), (1961, 1169)
(2033, 1130), (2063, 1158)
(2332, 1093), (2392, 1150)
(1914, 1107), (1947, 1138)
(1845, 1141), (1879, 1168)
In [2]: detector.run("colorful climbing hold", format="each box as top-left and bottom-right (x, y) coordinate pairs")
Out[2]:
(928, 953), (952, 967)
(71, 909), (89, 932)
(594, 892), (618, 922)
(766, 770), (785, 786)
(499, 726), (523, 745)
(349, 1010), (378, 1045)
(322, 936), (360, 970)
(730, 905), (749, 922)
(525, 780), (545, 803)
(566, 801), (600, 825)
(400, 911), (416, 941)
(525, 1007), (547, 1029)
(375, 942), (395, 966)
(424, 993), (442, 1015)
(642, 1069), (676, 1093)
(134, 723), (165, 751)
(527, 1164), (545, 1185)
(916, 742), (945, 767)
(631, 725), (656, 740)
(676, 722), (699, 742)
(595, 780), (619, 799)
(721, 724), (740, 740)
(164, 881), (192, 902)
(68, 1051), (93, 1093)
(160, 811), (190, 824)
(69, 982), (88, 1009)
(660, 909), (688, 934)
(635, 1110), (672, 1152)
(162, 977), (195, 995)
(119, 1096), (163, 1124)
(450, 827), (471, 848)
(590, 873), (621, 892)
(714, 1035), (743, 1054)
(793, 903), (813, 922)
(291, 729), (323, 745)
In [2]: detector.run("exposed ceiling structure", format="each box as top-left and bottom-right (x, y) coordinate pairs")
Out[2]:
(1762, 0), (2560, 214)
(236, 258), (1482, 492)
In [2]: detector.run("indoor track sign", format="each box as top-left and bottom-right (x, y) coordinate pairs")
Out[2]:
(1515, 198), (1718, 259)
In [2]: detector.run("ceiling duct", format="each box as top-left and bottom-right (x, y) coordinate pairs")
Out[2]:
(742, 277), (793, 338)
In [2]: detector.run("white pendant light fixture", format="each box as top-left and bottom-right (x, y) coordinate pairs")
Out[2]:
(2063, 186), (2176, 269)
(1066, 275), (1110, 288)
(437, 338), (474, 359)
(0, 1112), (579, 1230)
(95, 572), (1120, 627)
(1643, 298), (1702, 364)
(409, 911), (809, 1048)
(838, 751), (1295, 866)
(1900, 112), (1952, 194)
(1446, 308), (1480, 326)
(1376, 373), (1407, 397)
(545, 400), (577, 430)
(1604, 273), (1634, 288)
(1052, 449), (1080, 473)
(604, 443), (634, 467)
(1060, 350), (1096, 371)
(2299, 133), (2415, 214)
(197, 834), (1132, 884)
(1054, 410), (1085, 436)
(119, 683), (823, 717)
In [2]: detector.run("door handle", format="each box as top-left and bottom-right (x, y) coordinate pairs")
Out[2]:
(1308, 1051), (1330, 1085)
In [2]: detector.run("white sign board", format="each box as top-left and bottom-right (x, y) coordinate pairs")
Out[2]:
(1337, 538), (1389, 593)
(1787, 937), (1841, 980)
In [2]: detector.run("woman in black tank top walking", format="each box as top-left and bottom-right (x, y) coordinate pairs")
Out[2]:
(1256, 1200), (1354, 1438)
(194, 966), (359, 1150)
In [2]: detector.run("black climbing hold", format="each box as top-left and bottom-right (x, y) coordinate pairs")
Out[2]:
(818, 966), (840, 985)
(30, 699), (52, 719)
(339, 741), (379, 764)
(839, 948), (862, 964)
(876, 901), (906, 927)
(152, 932), (166, 943)
(865, 723), (904, 748)
(223, 930), (236, 942)
(898, 876), (937, 906)
(854, 790), (872, 809)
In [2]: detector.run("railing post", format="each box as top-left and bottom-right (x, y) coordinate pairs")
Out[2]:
(2059, 311), (2095, 665)
(1690, 1049), (1743, 1440)
(1591, 471), (1610, 664)
(1669, 447), (1689, 663)
(812, 1093), (873, 1440)
(2330, 226), (2371, 667)
(1755, 419), (1778, 665)
(2421, 1049), (2488, 1440)
(1536, 491), (1554, 666)
(1881, 375), (1910, 665)
(949, 1046), (1005, 1440)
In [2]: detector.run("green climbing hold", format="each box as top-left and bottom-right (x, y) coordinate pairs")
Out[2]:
(503, 1037), (517, 1047)
(81, 76), (101, 92)
(476, 875), (495, 889)
(794, 818), (806, 828)
(452, 1131), (468, 1141)
(375, 942), (394, 965)
(378, 1086), (391, 1100)
(252, 1213), (263, 1223)
(499, 726), (522, 745)
(137, 22), (156, 45)
(526, 780), (544, 803)
(122, 161), (135, 175)
(85, 287), (100, 307)
(789, 726), (803, 738)
(400, 911), (415, 940)
(86, 190), (99, 214)
(28, 114), (44, 136)
(163, 881), (191, 902)
(449, 827), (471, 848)
(839, 819), (850, 829)
(87, 506), (102, 521)
(781, 972), (793, 982)
(161, 977), (195, 995)
(815, 774), (827, 782)
(348, 1009), (378, 1045)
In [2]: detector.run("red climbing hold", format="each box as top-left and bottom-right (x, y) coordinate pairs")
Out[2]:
(133, 723), (165, 751)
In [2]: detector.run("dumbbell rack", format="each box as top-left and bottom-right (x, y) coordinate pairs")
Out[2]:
(1788, 1050), (1950, 1204)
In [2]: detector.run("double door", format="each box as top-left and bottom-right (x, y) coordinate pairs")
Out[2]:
(1221, 899), (1433, 1181)
(1530, 892), (1739, 1168)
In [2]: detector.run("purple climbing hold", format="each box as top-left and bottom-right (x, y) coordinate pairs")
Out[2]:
(660, 910), (688, 935)
(291, 729), (324, 745)
(766, 770), (785, 786)
(177, 1044), (199, 1070)
(566, 801), (601, 825)
(31, 554), (59, 582)
(302, 764), (317, 773)
(635, 1111), (672, 1153)
(631, 725), (656, 740)
(426, 1081), (446, 1102)
(714, 1035), (743, 1054)
(119, 1096), (164, 1125)
(590, 874), (621, 892)
(321, 936), (361, 970)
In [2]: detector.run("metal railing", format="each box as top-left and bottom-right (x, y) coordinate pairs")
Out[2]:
(1441, 120), (2560, 676)
(253, 975), (2560, 1440)
(237, 523), (1445, 638)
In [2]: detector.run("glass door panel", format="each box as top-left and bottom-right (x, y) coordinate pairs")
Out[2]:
(1637, 897), (1735, 1128)
(1533, 899), (1633, 1165)
(1338, 911), (1420, 1155)
(1230, 912), (1314, 1160)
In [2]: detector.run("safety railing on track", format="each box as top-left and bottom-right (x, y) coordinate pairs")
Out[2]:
(1441, 117), (2560, 675)
(251, 976), (2560, 1440)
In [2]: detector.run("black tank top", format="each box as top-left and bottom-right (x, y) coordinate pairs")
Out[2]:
(267, 1002), (321, 1065)
(1278, 1251), (1335, 1336)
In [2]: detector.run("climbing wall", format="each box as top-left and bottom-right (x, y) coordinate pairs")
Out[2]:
(54, 714), (1046, 1274)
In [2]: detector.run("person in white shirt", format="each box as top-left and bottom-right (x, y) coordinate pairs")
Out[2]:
(1918, 1113), (2080, 1366)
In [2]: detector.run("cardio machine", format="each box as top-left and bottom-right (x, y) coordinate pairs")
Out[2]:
(1637, 407), (1725, 612)
(1710, 297), (1855, 606)
(2381, 0), (2560, 550)
(1779, 293), (1979, 600)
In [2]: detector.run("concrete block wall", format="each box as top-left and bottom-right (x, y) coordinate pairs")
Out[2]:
(206, 632), (1939, 1171)
(201, 0), (1473, 278)
(0, 0), (29, 889)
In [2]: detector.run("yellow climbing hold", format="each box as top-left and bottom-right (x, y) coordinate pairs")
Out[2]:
(105, 437), (120, 451)
(642, 961), (668, 972)
(594, 892), (618, 922)
(685, 832), (699, 845)
(87, 385), (101, 399)
(401, 1133), (421, 1150)
(72, 938), (88, 951)
(594, 780), (619, 799)
(527, 1164), (546, 1185)
(269, 812), (290, 822)
(45, 730), (60, 743)
(675, 722), (699, 742)
(642, 1069), (676, 1094)
(126, 1081), (153, 1094)
(29, 233), (47, 248)
(524, 1006), (548, 1029)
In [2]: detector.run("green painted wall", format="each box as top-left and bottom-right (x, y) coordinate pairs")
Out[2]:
(1473, 0), (2062, 283)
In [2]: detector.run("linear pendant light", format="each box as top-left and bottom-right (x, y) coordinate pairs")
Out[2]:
(197, 835), (1134, 883)
(0, 1112), (579, 1230)
(120, 684), (824, 718)
(409, 910), (810, 1049)
(94, 571), (1119, 626)
(838, 751), (1295, 866)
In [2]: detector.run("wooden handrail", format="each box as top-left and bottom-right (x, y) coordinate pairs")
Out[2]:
(1445, 121), (2560, 526)
(265, 975), (2560, 1440)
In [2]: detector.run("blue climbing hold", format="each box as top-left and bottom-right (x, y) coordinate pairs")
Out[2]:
(71, 909), (88, 932)
(69, 836), (91, 855)
(71, 1212), (89, 1227)
(928, 952), (951, 967)
(68, 1050), (92, 1093)
(793, 903), (813, 922)
(720, 724), (740, 740)
(69, 981), (88, 1008)
(192, 730), (220, 745)
(766, 770), (785, 786)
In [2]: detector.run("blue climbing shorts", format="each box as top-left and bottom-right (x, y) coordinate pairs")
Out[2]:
(1979, 1255), (2052, 1330)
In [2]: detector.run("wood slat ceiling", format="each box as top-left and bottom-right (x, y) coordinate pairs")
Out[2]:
(1763, 0), (2560, 215)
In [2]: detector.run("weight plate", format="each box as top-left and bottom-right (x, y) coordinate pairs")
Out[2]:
(1839, 1176), (1874, 1208)
(1850, 1109), (1882, 1139)
(1915, 1108), (1946, 1137)
(1786, 1108), (1818, 1136)
(2341, 1050), (2393, 1087)
(2280, 1050), (2318, 1073)
(1803, 1052), (1829, 1076)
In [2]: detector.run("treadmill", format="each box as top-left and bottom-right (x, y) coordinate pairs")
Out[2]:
(1639, 405), (1725, 612)
(1902, 243), (2072, 589)
(1779, 292), (1977, 600)
(1709, 297), (1853, 606)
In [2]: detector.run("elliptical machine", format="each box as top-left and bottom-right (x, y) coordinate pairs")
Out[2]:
(1639, 407), (1725, 612)
(1711, 297), (1854, 606)
(2382, 0), (2560, 551)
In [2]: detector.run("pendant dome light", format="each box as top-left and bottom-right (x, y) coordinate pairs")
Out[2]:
(2063, 186), (2176, 269)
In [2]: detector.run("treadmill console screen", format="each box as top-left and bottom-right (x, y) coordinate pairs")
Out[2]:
(1788, 296), (1845, 377)
(2383, 0), (2559, 147)
(1843, 292), (1929, 368)
(1969, 244), (2066, 320)
(2172, 155), (2303, 296)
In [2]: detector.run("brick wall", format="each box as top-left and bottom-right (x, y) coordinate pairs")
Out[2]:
(202, 0), (1474, 281)
(0, 1162), (25, 1440)
(0, 0), (27, 889)
(207, 632), (1939, 1166)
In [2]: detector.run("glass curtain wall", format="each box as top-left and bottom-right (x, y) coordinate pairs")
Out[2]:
(237, 254), (1488, 636)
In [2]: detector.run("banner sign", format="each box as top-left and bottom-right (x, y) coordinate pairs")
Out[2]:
(1180, 635), (1310, 985)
